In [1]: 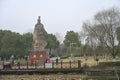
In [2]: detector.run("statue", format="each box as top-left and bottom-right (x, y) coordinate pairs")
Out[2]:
(33, 16), (47, 51)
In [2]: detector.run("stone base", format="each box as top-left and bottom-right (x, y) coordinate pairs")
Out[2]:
(29, 51), (49, 64)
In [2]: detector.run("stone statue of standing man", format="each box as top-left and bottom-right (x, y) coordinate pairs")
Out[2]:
(33, 16), (47, 51)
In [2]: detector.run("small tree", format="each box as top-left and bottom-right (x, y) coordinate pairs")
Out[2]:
(46, 33), (60, 55)
(64, 31), (81, 54)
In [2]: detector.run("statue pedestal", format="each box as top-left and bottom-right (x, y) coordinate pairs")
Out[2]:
(29, 51), (49, 64)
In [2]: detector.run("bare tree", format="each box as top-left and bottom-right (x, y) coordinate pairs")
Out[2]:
(55, 32), (64, 44)
(82, 22), (99, 57)
(82, 7), (120, 58)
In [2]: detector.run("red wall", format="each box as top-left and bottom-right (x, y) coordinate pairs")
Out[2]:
(29, 51), (47, 63)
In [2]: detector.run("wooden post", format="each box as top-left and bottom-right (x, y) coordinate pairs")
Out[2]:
(78, 60), (81, 68)
(70, 61), (71, 68)
(44, 62), (45, 69)
(61, 60), (62, 69)
(52, 62), (54, 69)
(35, 61), (37, 69)
(10, 63), (12, 70)
(27, 61), (28, 69)
(2, 62), (4, 69)
(18, 62), (20, 69)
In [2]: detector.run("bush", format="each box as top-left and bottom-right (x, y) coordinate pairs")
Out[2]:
(91, 61), (120, 69)
(99, 61), (120, 67)
(83, 76), (117, 80)
(50, 54), (55, 58)
(74, 55), (80, 57)
(61, 56), (69, 59)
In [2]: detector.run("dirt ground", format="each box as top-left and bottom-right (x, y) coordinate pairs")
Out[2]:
(0, 74), (83, 80)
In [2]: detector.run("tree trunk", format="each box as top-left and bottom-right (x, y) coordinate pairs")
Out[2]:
(112, 53), (116, 59)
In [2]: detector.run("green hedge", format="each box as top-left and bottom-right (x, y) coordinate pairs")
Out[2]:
(83, 76), (118, 80)
(61, 56), (69, 59)
(99, 61), (120, 67)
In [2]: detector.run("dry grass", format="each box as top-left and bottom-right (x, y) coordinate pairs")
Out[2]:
(0, 74), (84, 80)
(62, 56), (107, 67)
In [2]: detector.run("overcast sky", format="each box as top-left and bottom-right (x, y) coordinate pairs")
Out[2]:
(0, 0), (120, 38)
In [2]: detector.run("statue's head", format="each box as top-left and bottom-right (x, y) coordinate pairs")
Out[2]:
(37, 16), (41, 24)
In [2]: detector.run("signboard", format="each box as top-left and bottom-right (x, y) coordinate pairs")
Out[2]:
(45, 63), (52, 68)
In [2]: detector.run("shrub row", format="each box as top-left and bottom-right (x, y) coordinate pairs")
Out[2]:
(99, 61), (120, 67)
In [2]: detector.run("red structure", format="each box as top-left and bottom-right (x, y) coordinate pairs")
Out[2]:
(29, 51), (48, 64)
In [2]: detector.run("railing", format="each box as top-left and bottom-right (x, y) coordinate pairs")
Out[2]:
(0, 60), (81, 70)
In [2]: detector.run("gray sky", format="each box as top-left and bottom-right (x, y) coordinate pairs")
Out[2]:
(0, 0), (120, 37)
